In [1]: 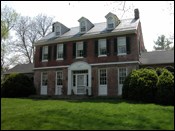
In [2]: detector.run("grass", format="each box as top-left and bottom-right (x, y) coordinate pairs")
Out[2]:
(1, 98), (174, 130)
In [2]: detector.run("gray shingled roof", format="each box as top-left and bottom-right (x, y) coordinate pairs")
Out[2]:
(36, 18), (139, 45)
(139, 50), (174, 65)
(4, 63), (34, 75)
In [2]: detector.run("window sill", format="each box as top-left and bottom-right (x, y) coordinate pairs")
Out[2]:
(76, 57), (84, 59)
(42, 60), (48, 62)
(117, 53), (127, 56)
(98, 55), (107, 57)
(56, 58), (64, 61)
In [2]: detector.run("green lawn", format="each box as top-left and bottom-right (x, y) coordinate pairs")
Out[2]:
(1, 98), (174, 130)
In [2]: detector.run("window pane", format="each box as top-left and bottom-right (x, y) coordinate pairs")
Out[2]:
(119, 68), (127, 84)
(76, 42), (84, 57)
(118, 37), (126, 46)
(42, 72), (47, 86)
(118, 37), (126, 54)
(42, 46), (48, 60)
(98, 39), (106, 55)
(57, 44), (63, 59)
(80, 21), (86, 32)
(99, 69), (107, 85)
(57, 71), (63, 85)
(108, 23), (114, 28)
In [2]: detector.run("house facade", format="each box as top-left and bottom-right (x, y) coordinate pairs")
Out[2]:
(34, 9), (146, 96)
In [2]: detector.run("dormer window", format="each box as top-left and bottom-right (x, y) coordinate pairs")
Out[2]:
(107, 17), (114, 29)
(55, 25), (60, 36)
(80, 21), (86, 32)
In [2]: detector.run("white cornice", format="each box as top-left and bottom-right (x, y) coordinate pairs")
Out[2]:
(33, 61), (140, 70)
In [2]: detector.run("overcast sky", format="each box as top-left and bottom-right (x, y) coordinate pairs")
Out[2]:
(1, 1), (174, 51)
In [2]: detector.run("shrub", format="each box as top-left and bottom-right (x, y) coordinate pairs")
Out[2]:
(155, 69), (174, 105)
(122, 68), (158, 102)
(1, 73), (36, 98)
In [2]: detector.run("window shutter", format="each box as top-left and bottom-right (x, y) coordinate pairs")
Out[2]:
(126, 37), (130, 54)
(53, 45), (57, 60)
(48, 46), (52, 61)
(107, 39), (110, 56)
(94, 40), (98, 57)
(52, 25), (54, 32)
(73, 43), (76, 58)
(63, 44), (67, 59)
(83, 41), (87, 57)
(114, 38), (118, 55)
(39, 47), (42, 61)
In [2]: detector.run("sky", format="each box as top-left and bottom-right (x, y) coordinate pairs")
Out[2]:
(1, 1), (174, 51)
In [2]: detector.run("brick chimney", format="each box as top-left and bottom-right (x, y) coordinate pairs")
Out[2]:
(134, 8), (139, 19)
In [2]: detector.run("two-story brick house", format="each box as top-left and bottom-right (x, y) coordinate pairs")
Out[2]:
(34, 9), (146, 96)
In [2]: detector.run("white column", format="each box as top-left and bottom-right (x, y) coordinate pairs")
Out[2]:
(88, 68), (92, 95)
(67, 68), (71, 95)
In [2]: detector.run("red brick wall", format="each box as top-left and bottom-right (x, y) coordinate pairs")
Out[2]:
(34, 68), (68, 95)
(91, 63), (138, 96)
(34, 63), (139, 96)
(34, 34), (140, 68)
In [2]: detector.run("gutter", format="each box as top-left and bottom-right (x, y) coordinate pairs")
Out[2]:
(35, 29), (136, 46)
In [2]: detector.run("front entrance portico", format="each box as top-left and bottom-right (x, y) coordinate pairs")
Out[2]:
(68, 61), (92, 95)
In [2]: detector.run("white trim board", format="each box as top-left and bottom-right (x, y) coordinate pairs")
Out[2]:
(33, 65), (69, 70)
(33, 61), (140, 70)
(90, 61), (140, 66)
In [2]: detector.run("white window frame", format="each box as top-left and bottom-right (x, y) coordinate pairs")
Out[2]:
(56, 71), (63, 86)
(107, 17), (115, 29)
(76, 41), (84, 58)
(55, 71), (63, 95)
(42, 46), (48, 62)
(98, 39), (107, 57)
(117, 37), (127, 56)
(99, 68), (107, 86)
(80, 21), (86, 33)
(118, 67), (127, 85)
(56, 44), (64, 60)
(55, 25), (61, 36)
(41, 72), (48, 86)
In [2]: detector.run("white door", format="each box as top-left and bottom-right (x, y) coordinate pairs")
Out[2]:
(41, 72), (48, 95)
(55, 86), (62, 95)
(41, 86), (47, 95)
(77, 74), (86, 94)
(98, 69), (107, 96)
(99, 85), (107, 95)
(118, 68), (127, 96)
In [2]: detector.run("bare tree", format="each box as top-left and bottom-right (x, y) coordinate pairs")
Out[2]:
(35, 14), (54, 37)
(14, 16), (33, 63)
(27, 19), (40, 62)
(1, 38), (22, 72)
(104, 1), (134, 19)
(1, 5), (18, 42)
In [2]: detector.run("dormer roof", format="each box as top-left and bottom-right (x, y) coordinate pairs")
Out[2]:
(36, 9), (140, 45)
(78, 16), (94, 33)
(105, 12), (120, 30)
(52, 22), (70, 36)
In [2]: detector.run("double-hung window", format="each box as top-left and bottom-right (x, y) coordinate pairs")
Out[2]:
(107, 17), (114, 29)
(80, 21), (86, 32)
(99, 69), (107, 85)
(55, 26), (60, 36)
(118, 37), (126, 55)
(119, 68), (127, 84)
(42, 72), (48, 86)
(98, 39), (107, 56)
(76, 42), (84, 58)
(42, 46), (48, 61)
(57, 44), (63, 60)
(56, 71), (63, 86)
